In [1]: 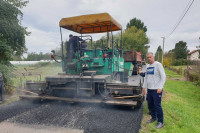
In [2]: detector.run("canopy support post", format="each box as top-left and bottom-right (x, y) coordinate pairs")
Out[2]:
(110, 21), (114, 58)
(120, 29), (122, 57)
(60, 27), (64, 59)
(59, 27), (64, 72)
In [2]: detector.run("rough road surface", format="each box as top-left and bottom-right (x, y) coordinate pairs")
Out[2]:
(0, 75), (144, 133)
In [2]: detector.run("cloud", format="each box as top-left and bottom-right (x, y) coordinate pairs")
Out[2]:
(25, 27), (60, 53)
(21, 0), (200, 54)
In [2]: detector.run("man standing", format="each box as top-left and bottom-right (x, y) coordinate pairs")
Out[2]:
(142, 52), (166, 129)
(0, 71), (5, 103)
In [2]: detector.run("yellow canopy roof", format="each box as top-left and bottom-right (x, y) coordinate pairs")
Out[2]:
(59, 13), (122, 34)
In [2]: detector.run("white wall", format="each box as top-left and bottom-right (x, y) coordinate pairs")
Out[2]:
(190, 51), (200, 60)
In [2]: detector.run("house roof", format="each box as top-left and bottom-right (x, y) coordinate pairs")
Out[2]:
(187, 49), (199, 55)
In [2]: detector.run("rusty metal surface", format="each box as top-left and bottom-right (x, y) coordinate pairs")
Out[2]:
(123, 51), (142, 62)
(46, 75), (110, 79)
(45, 74), (111, 83)
(112, 94), (143, 99)
(19, 95), (137, 106)
(107, 86), (140, 90)
(25, 81), (46, 95)
(123, 51), (137, 62)
(106, 82), (141, 90)
(46, 75), (111, 79)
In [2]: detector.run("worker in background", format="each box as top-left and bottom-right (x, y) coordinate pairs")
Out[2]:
(68, 34), (86, 58)
(142, 52), (166, 129)
(69, 34), (84, 53)
(0, 71), (5, 103)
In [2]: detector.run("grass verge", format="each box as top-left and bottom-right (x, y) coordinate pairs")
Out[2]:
(11, 62), (62, 88)
(140, 68), (200, 133)
(0, 62), (62, 106)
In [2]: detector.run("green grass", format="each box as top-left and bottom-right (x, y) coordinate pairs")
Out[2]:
(11, 62), (62, 89)
(170, 66), (186, 76)
(171, 65), (200, 76)
(0, 62), (62, 106)
(140, 68), (200, 133)
(171, 65), (186, 69)
(165, 69), (182, 78)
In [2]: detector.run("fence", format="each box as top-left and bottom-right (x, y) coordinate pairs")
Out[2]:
(168, 61), (200, 84)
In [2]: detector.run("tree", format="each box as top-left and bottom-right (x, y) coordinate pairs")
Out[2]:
(90, 32), (122, 50)
(0, 34), (13, 84)
(122, 26), (149, 53)
(0, 0), (29, 91)
(0, 0), (29, 56)
(174, 41), (189, 59)
(126, 18), (147, 32)
(26, 52), (51, 61)
(155, 45), (163, 62)
(11, 55), (23, 61)
(91, 17), (149, 54)
(0, 35), (13, 64)
(163, 50), (174, 67)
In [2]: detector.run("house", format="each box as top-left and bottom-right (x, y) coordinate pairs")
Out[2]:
(187, 49), (200, 60)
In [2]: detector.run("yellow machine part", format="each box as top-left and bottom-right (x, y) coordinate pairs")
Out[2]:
(59, 13), (122, 34)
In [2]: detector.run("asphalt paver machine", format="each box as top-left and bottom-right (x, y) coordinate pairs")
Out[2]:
(20, 13), (144, 108)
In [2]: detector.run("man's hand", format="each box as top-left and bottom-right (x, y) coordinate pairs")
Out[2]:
(157, 88), (162, 94)
(142, 88), (146, 94)
(138, 67), (142, 74)
(138, 70), (143, 74)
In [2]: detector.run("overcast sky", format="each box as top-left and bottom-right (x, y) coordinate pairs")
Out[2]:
(21, 0), (200, 54)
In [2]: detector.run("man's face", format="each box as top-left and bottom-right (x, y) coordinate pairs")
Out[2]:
(146, 54), (155, 64)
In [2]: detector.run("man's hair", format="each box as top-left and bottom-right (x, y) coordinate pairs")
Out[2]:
(146, 52), (154, 56)
(69, 34), (73, 38)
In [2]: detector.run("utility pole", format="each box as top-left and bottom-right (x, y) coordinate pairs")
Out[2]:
(161, 37), (165, 65)
(197, 37), (200, 49)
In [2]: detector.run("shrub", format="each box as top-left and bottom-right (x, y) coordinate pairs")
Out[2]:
(163, 57), (172, 67)
(29, 62), (51, 68)
(172, 59), (194, 66)
(0, 63), (14, 94)
(0, 37), (15, 94)
(188, 72), (200, 82)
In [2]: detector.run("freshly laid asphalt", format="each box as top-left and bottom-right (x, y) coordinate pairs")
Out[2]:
(0, 100), (143, 133)
(0, 74), (144, 133)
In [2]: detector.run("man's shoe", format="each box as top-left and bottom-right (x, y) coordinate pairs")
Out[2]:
(146, 118), (156, 123)
(156, 122), (164, 129)
(147, 111), (151, 115)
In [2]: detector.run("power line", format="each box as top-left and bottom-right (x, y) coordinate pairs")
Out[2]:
(167, 0), (194, 38)
(169, 0), (192, 34)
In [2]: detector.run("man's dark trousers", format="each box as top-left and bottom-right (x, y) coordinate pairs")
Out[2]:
(147, 89), (163, 123)
(0, 81), (5, 102)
